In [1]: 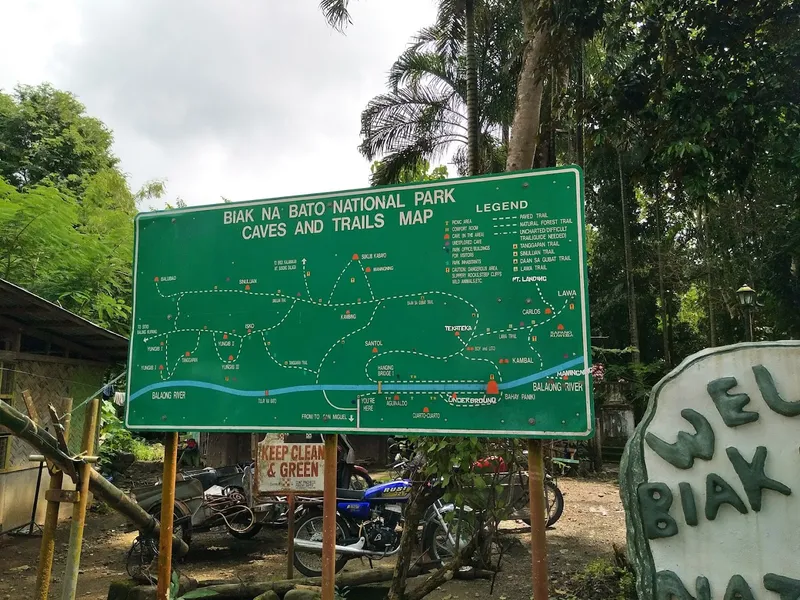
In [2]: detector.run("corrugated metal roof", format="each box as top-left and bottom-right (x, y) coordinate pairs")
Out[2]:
(0, 278), (128, 363)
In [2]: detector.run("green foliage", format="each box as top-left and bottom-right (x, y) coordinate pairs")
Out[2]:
(98, 400), (163, 471)
(0, 84), (118, 194)
(369, 159), (448, 186)
(561, 559), (636, 600)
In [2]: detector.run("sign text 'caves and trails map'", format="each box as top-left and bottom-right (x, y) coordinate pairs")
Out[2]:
(125, 167), (593, 438)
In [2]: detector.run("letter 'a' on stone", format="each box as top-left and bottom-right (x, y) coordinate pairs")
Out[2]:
(723, 575), (755, 600)
(645, 409), (715, 469)
(638, 482), (678, 539)
(753, 364), (800, 417)
(764, 573), (800, 600)
(726, 446), (791, 511)
(655, 571), (711, 600)
(707, 377), (759, 427)
(705, 473), (748, 520)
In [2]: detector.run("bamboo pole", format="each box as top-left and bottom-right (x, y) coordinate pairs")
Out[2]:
(156, 433), (180, 600)
(61, 398), (99, 600)
(34, 398), (73, 600)
(0, 399), (189, 556)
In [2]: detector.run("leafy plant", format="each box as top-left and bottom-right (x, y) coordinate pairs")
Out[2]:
(98, 400), (163, 472)
(562, 559), (636, 600)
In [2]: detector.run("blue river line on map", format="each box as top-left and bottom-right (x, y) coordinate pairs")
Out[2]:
(129, 356), (585, 402)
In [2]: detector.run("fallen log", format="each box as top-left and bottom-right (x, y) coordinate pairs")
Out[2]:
(125, 566), (494, 599)
(0, 399), (189, 557)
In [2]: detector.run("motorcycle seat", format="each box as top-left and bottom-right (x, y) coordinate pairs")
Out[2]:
(336, 488), (365, 501)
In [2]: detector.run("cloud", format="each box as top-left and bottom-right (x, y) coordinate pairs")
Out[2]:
(0, 0), (439, 205)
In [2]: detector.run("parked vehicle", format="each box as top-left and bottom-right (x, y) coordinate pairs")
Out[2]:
(387, 436), (564, 527)
(292, 476), (474, 577)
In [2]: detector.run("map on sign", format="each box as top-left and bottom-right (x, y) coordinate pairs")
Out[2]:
(125, 167), (592, 438)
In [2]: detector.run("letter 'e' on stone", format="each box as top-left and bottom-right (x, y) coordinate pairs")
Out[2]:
(707, 376), (759, 427)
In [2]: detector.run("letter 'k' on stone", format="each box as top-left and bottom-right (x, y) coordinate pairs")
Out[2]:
(645, 409), (715, 469)
(726, 446), (791, 511)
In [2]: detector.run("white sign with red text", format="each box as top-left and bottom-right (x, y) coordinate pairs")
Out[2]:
(256, 434), (325, 494)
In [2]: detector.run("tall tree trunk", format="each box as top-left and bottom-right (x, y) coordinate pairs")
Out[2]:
(655, 196), (672, 367)
(617, 149), (640, 363)
(576, 41), (585, 169)
(465, 0), (479, 176)
(702, 202), (717, 346)
(506, 0), (547, 171)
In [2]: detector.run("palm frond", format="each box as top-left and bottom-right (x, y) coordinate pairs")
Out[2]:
(387, 50), (461, 98)
(319, 0), (353, 32)
(359, 87), (467, 161)
(436, 0), (467, 60)
(369, 147), (431, 186)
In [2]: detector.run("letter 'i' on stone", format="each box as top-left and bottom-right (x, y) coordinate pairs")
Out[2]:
(752, 364), (800, 417)
(637, 482), (678, 539)
(707, 377), (759, 427)
(723, 575), (755, 600)
(764, 573), (800, 600)
(725, 446), (791, 511)
(678, 482), (699, 526)
(645, 409), (715, 469)
(705, 473), (748, 520)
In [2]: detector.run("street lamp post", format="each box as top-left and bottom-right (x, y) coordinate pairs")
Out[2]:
(736, 285), (756, 342)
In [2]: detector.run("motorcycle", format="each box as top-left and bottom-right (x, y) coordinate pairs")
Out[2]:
(388, 437), (564, 528)
(292, 476), (473, 577)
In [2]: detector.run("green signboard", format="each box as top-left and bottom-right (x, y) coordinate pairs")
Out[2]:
(126, 167), (592, 438)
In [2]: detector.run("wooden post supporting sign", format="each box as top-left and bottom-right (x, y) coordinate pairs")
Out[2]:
(528, 439), (549, 600)
(321, 434), (338, 600)
(286, 493), (296, 580)
(156, 432), (180, 600)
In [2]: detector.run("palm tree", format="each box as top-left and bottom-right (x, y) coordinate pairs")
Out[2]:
(318, 0), (498, 178)
(358, 5), (522, 184)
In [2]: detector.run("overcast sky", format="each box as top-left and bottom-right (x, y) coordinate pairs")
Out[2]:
(0, 1), (442, 207)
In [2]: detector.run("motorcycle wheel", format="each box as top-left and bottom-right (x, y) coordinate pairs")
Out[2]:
(348, 469), (374, 490)
(422, 510), (476, 563)
(521, 479), (564, 527)
(147, 501), (192, 546)
(227, 521), (263, 540)
(292, 509), (351, 577)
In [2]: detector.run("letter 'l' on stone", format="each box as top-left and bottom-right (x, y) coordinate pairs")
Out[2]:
(753, 364), (800, 417)
(645, 409), (715, 469)
(707, 377), (759, 427)
(726, 446), (791, 511)
(638, 482), (678, 539)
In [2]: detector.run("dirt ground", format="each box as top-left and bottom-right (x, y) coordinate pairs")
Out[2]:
(0, 467), (625, 600)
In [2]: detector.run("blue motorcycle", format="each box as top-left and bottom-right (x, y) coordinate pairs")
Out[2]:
(292, 478), (474, 577)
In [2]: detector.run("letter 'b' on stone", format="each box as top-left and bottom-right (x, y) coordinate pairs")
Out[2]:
(645, 409), (715, 469)
(638, 482), (678, 539)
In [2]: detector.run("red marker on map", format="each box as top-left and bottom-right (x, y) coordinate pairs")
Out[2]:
(352, 253), (359, 260)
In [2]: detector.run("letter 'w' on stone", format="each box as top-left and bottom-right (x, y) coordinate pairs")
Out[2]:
(753, 364), (800, 417)
(645, 409), (715, 469)
(707, 377), (759, 427)
(764, 573), (800, 600)
(725, 446), (791, 511)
